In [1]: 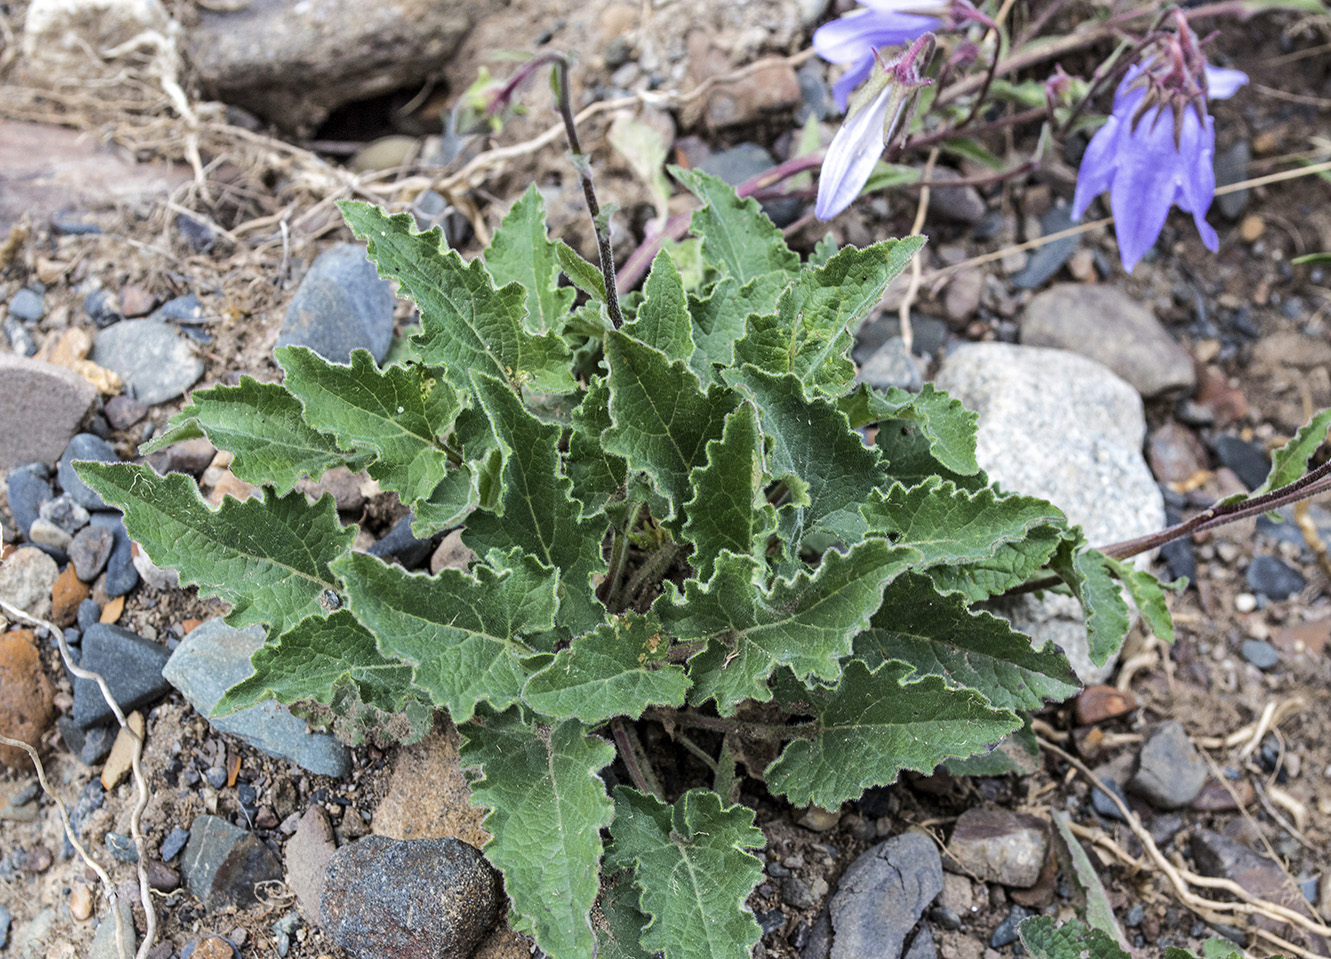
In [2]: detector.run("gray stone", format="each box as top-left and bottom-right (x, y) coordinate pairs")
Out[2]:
(88, 898), (135, 959)
(829, 831), (943, 959)
(71, 623), (172, 729)
(181, 814), (283, 911)
(321, 834), (501, 959)
(160, 827), (190, 862)
(0, 354), (97, 472)
(1019, 284), (1195, 398)
(1212, 434), (1268, 490)
(857, 338), (924, 392)
(0, 546), (58, 620)
(926, 167), (987, 224)
(933, 342), (1165, 683)
(69, 523), (114, 581)
(6, 469), (52, 538)
(903, 923), (936, 959)
(1214, 141), (1250, 220)
(57, 433), (118, 511)
(162, 619), (352, 777)
(27, 517), (70, 551)
(1245, 554), (1306, 600)
(1010, 206), (1079, 290)
(0, 902), (9, 949)
(57, 717), (115, 766)
(90, 512), (139, 597)
(8, 288), (44, 323)
(285, 806), (337, 922)
(277, 244), (395, 365)
(37, 493), (90, 534)
(944, 808), (1048, 888)
(3, 315), (36, 356)
(1129, 720), (1208, 810)
(1240, 639), (1279, 671)
(697, 143), (801, 227)
(91, 319), (204, 405)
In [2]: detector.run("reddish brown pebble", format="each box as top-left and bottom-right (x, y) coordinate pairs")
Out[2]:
(51, 563), (91, 627)
(1191, 778), (1255, 811)
(18, 845), (53, 872)
(0, 629), (57, 770)
(145, 860), (181, 892)
(1271, 621), (1329, 656)
(182, 618), (203, 634)
(119, 283), (157, 318)
(1074, 685), (1136, 725)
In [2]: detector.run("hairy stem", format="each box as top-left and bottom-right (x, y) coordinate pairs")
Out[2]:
(611, 717), (662, 799)
(603, 500), (645, 611)
(658, 708), (817, 742)
(622, 541), (684, 609)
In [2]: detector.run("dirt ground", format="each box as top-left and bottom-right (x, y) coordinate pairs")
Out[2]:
(1, 1), (1330, 958)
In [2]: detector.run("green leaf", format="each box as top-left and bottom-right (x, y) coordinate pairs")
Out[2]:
(214, 609), (421, 719)
(841, 382), (980, 477)
(1049, 539), (1131, 668)
(1293, 251), (1331, 266)
(858, 572), (1080, 711)
(686, 273), (790, 384)
(74, 462), (353, 635)
(623, 251), (695, 364)
(945, 720), (1039, 777)
(277, 347), (460, 506)
(596, 871), (654, 959)
(861, 478), (1064, 571)
(1257, 406), (1331, 493)
(523, 612), (689, 723)
(809, 233), (838, 268)
(1110, 558), (1181, 644)
(657, 541), (921, 714)
(681, 402), (777, 580)
(333, 547), (558, 721)
(732, 238), (925, 396)
(672, 166), (799, 283)
(567, 377), (628, 517)
(484, 184), (576, 335)
(461, 709), (616, 959)
(1018, 916), (1132, 959)
(143, 377), (351, 496)
(765, 659), (1020, 809)
(556, 240), (609, 303)
(338, 200), (577, 395)
(723, 367), (884, 548)
(607, 787), (765, 959)
(463, 372), (609, 635)
(1049, 811), (1133, 952)
(602, 330), (737, 527)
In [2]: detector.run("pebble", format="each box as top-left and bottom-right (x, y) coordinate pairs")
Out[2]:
(1240, 639), (1279, 671)
(176, 211), (217, 253)
(320, 835), (500, 959)
(0, 778), (40, 822)
(182, 814), (284, 911)
(90, 318), (205, 405)
(942, 268), (984, 324)
(1238, 214), (1265, 243)
(1246, 555), (1306, 600)
(857, 338), (924, 392)
(429, 529), (477, 575)
(0, 630), (57, 770)
(69, 882), (94, 921)
(945, 809), (1049, 888)
(91, 512), (139, 597)
(57, 432), (118, 511)
(990, 905), (1031, 948)
(1073, 685), (1136, 725)
(1129, 720), (1208, 809)
(926, 167), (988, 224)
(6, 467), (52, 538)
(286, 806), (338, 921)
(9, 288), (45, 323)
(797, 805), (843, 832)
(934, 343), (1164, 683)
(104, 395), (148, 430)
(145, 861), (180, 892)
(105, 832), (139, 863)
(38, 492), (90, 534)
(1214, 141), (1250, 219)
(277, 243), (395, 364)
(118, 283), (157, 318)
(0, 546), (59, 620)
(153, 293), (206, 324)
(70, 523), (115, 581)
(827, 831), (943, 959)
(84, 289), (124, 327)
(56, 716), (116, 765)
(70, 623), (173, 729)
(1211, 435), (1268, 490)
(1147, 422), (1208, 485)
(0, 904), (9, 948)
(784, 877), (818, 910)
(162, 619), (352, 777)
(28, 516), (72, 552)
(0, 354), (98, 472)
(368, 514), (435, 569)
(161, 826), (190, 861)
(166, 436), (218, 476)
(3, 314), (37, 355)
(1020, 284), (1195, 398)
(88, 899), (136, 959)
(1010, 205), (1079, 290)
(273, 910), (301, 957)
(100, 710), (144, 790)
(51, 563), (90, 626)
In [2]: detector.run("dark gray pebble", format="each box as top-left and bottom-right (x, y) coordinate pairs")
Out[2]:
(782, 876), (817, 910)
(1245, 555), (1306, 600)
(90, 512), (138, 597)
(1211, 435), (1268, 490)
(106, 832), (139, 863)
(758, 908), (785, 936)
(1091, 776), (1130, 822)
(62, 780), (105, 857)
(1011, 205), (1079, 290)
(57, 433), (118, 511)
(277, 243), (395, 365)
(368, 514), (434, 569)
(9, 288), (44, 323)
(152, 294), (205, 324)
(928, 905), (962, 931)
(91, 319), (205, 406)
(176, 213), (217, 253)
(182, 815), (283, 912)
(84, 289), (123, 328)
(70, 523), (114, 581)
(990, 904), (1032, 948)
(1240, 639), (1279, 671)
(827, 832), (943, 959)
(160, 827), (190, 862)
(6, 468), (52, 538)
(697, 143), (801, 228)
(204, 766), (228, 789)
(51, 217), (101, 236)
(2, 315), (37, 356)
(70, 623), (172, 729)
(104, 395), (149, 431)
(0, 902), (10, 949)
(38, 493), (90, 534)
(56, 717), (115, 766)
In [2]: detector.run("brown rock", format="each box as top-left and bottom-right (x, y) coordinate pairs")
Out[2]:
(51, 563), (90, 627)
(101, 710), (144, 790)
(145, 860), (180, 892)
(0, 630), (55, 769)
(298, 466), (370, 514)
(119, 284), (157, 318)
(69, 881), (94, 920)
(193, 936), (234, 959)
(1194, 365), (1249, 428)
(1073, 685), (1136, 725)
(286, 806), (338, 922)
(373, 722), (490, 849)
(0, 354), (97, 472)
(1271, 620), (1329, 656)
(430, 530), (477, 575)
(1147, 422), (1208, 486)
(945, 808), (1049, 888)
(685, 31), (799, 130)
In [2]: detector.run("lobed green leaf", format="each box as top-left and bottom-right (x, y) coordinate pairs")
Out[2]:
(483, 183), (576, 335)
(672, 166), (799, 284)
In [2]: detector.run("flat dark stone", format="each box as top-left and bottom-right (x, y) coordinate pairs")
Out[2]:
(58, 433), (118, 511)
(70, 623), (171, 728)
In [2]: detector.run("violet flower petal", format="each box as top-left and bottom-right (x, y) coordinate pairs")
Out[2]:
(815, 83), (897, 219)
(1205, 65), (1248, 100)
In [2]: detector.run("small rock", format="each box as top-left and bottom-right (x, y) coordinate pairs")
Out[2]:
(84, 289), (124, 328)
(1238, 214), (1265, 244)
(1020, 284), (1194, 398)
(945, 809), (1049, 888)
(105, 831), (139, 863)
(857, 338), (923, 392)
(904, 923), (936, 959)
(7, 467), (53, 538)
(828, 831), (943, 959)
(1129, 720), (1208, 809)
(1271, 621), (1329, 657)
(696, 143), (801, 227)
(297, 465), (370, 514)
(161, 826), (190, 862)
(91, 512), (139, 597)
(88, 899), (136, 959)
(132, 545), (180, 590)
(153, 293), (206, 324)
(1074, 685), (1136, 725)
(1010, 206), (1079, 290)
(70, 523), (115, 581)
(91, 319), (204, 405)
(1214, 141), (1250, 219)
(926, 167), (988, 224)
(321, 834), (500, 959)
(0, 777), (41, 822)
(1211, 435), (1268, 490)
(697, 58), (800, 131)
(51, 563), (90, 626)
(182, 814), (284, 911)
(942, 268), (983, 324)
(146, 861), (180, 891)
(3, 314), (38, 356)
(100, 710), (144, 790)
(103, 395), (148, 430)
(69, 882), (94, 921)
(286, 806), (338, 921)
(0, 354), (98, 472)
(162, 619), (352, 776)
(797, 805), (842, 832)
(1147, 422), (1208, 485)
(0, 546), (59, 620)
(990, 905), (1031, 948)
(38, 493), (91, 534)
(57, 716), (116, 765)
(368, 514), (434, 569)
(784, 877), (818, 909)
(57, 432), (118, 511)
(8, 288), (45, 323)
(1240, 639), (1279, 671)
(27, 516), (72, 552)
(1246, 555), (1306, 600)
(70, 623), (172, 729)
(0, 630), (57, 770)
(277, 244), (396, 364)
(429, 530), (477, 575)
(176, 211), (217, 253)
(0, 904), (11, 947)
(118, 283), (156, 318)
(166, 436), (217, 476)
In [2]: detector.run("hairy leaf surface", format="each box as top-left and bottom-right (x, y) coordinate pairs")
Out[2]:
(841, 382), (980, 478)
(75, 463), (353, 634)
(462, 710), (615, 959)
(607, 787), (764, 959)
(1050, 539), (1131, 667)
(687, 273), (790, 382)
(624, 251), (695, 363)
(673, 167), (798, 283)
(567, 378), (628, 517)
(484, 183), (575, 335)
